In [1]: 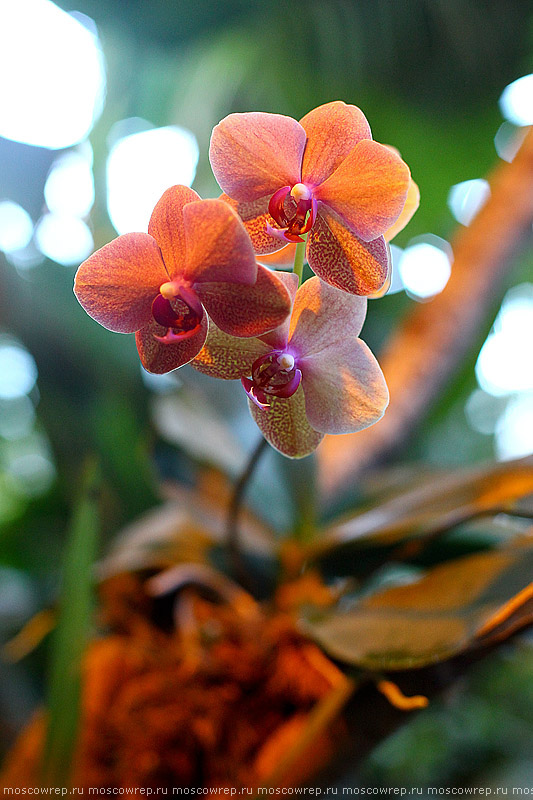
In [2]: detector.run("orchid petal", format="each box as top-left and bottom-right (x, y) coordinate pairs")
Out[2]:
(220, 194), (284, 255)
(147, 185), (200, 278)
(384, 177), (420, 243)
(191, 324), (269, 380)
(258, 243), (296, 268)
(314, 139), (411, 241)
(182, 199), (257, 286)
(306, 209), (389, 295)
(247, 385), (323, 459)
(367, 264), (392, 300)
(209, 112), (306, 202)
(301, 338), (389, 435)
(300, 101), (372, 188)
(289, 276), (367, 357)
(196, 264), (291, 338)
(135, 314), (208, 374)
(74, 232), (167, 333)
(259, 271), (299, 351)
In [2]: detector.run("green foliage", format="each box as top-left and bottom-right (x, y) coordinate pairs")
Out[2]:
(41, 462), (100, 786)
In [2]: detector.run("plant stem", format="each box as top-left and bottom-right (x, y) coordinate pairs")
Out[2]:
(292, 237), (307, 285)
(227, 437), (269, 586)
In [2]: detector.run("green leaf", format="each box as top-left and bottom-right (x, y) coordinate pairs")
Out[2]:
(302, 538), (533, 671)
(42, 461), (100, 786)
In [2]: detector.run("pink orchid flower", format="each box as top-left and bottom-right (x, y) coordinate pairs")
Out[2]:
(192, 275), (389, 458)
(74, 185), (291, 374)
(209, 101), (412, 296)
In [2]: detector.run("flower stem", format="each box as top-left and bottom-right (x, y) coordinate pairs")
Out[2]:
(292, 237), (307, 286)
(226, 436), (269, 588)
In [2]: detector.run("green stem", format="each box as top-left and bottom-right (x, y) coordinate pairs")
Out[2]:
(292, 237), (307, 285)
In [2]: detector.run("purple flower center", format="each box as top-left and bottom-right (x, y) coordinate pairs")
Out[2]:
(266, 183), (318, 244)
(151, 284), (203, 344)
(242, 350), (302, 409)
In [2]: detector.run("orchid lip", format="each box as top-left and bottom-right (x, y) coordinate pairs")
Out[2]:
(265, 222), (304, 244)
(151, 286), (203, 344)
(268, 185), (291, 227)
(154, 327), (201, 344)
(268, 184), (317, 241)
(241, 377), (269, 409)
(242, 349), (302, 408)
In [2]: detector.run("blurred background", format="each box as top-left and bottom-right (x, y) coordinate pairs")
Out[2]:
(1, 0), (532, 788)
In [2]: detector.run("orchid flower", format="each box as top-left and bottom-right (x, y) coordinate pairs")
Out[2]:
(74, 185), (291, 374)
(209, 101), (412, 296)
(258, 162), (420, 271)
(192, 275), (389, 458)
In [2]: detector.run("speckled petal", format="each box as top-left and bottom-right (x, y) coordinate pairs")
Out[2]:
(289, 276), (367, 358)
(135, 314), (208, 374)
(147, 185), (200, 279)
(74, 232), (168, 333)
(300, 338), (389, 435)
(300, 101), (372, 188)
(210, 112), (306, 202)
(314, 139), (410, 241)
(191, 325), (269, 380)
(196, 264), (291, 338)
(182, 199), (257, 286)
(306, 209), (389, 296)
(220, 194), (284, 255)
(248, 385), (323, 459)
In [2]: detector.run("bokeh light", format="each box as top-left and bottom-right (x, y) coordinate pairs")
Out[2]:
(499, 74), (533, 127)
(464, 389), (507, 437)
(398, 236), (452, 300)
(0, 1), (105, 149)
(0, 201), (33, 253)
(495, 393), (533, 460)
(35, 213), (94, 266)
(448, 179), (490, 226)
(44, 150), (95, 218)
(0, 397), (36, 442)
(475, 283), (533, 397)
(0, 339), (56, 500)
(494, 122), (527, 163)
(6, 243), (44, 272)
(106, 121), (199, 235)
(3, 433), (56, 496)
(0, 341), (38, 400)
(0, 567), (35, 626)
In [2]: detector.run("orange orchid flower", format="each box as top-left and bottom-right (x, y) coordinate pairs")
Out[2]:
(210, 101), (412, 296)
(74, 185), (291, 374)
(258, 167), (420, 272)
(192, 275), (388, 458)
